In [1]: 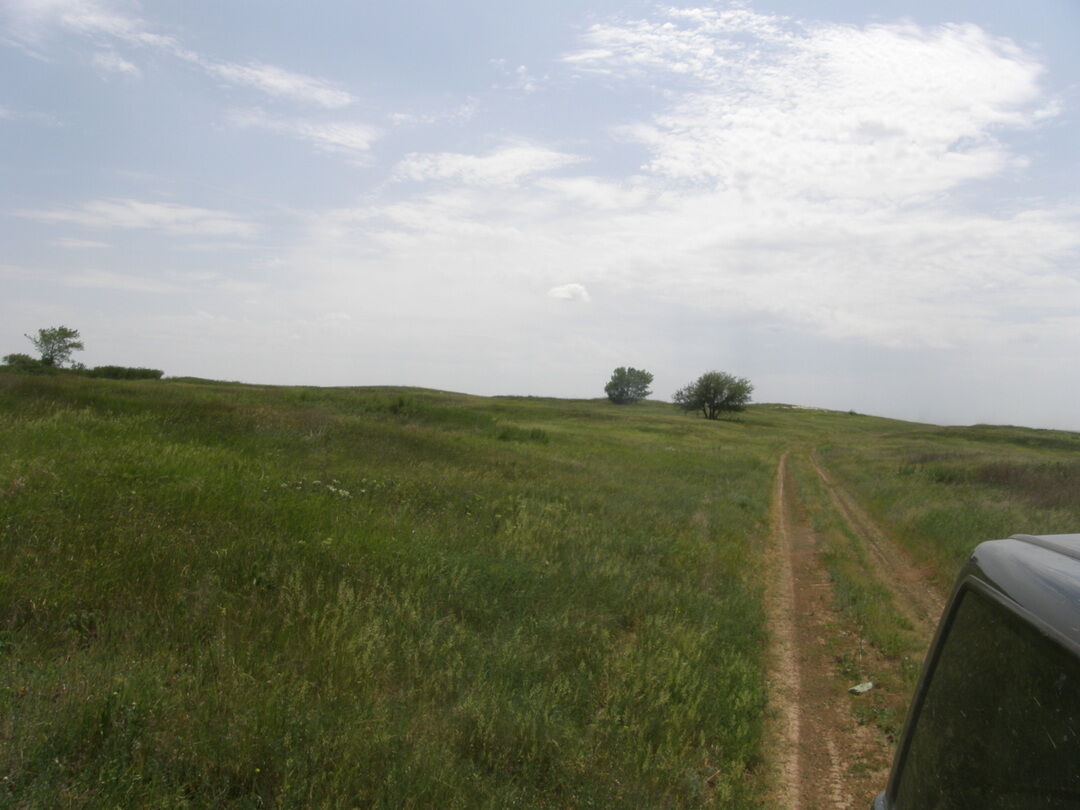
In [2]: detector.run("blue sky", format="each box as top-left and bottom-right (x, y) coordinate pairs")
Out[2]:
(2, 0), (1079, 428)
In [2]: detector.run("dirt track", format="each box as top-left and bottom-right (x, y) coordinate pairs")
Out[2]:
(763, 451), (946, 808)
(809, 454), (946, 638)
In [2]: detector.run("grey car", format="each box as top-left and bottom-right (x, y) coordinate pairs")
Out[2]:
(872, 534), (1080, 809)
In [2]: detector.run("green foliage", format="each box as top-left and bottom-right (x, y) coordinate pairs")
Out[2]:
(604, 366), (654, 404)
(86, 366), (165, 380)
(23, 325), (84, 368)
(2, 353), (44, 371)
(673, 371), (753, 419)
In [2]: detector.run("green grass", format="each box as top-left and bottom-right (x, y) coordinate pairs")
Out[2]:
(815, 422), (1080, 589)
(5, 375), (1080, 808)
(0, 375), (780, 808)
(794, 421), (1080, 744)
(784, 451), (925, 744)
(787, 452), (921, 662)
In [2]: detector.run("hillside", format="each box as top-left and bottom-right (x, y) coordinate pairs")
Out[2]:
(3, 374), (1079, 808)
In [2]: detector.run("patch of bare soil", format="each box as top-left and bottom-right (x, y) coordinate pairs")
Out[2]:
(808, 454), (946, 640)
(763, 453), (893, 809)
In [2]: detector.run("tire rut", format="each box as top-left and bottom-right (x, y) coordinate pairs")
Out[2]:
(764, 451), (801, 807)
(764, 452), (889, 809)
(808, 453), (946, 640)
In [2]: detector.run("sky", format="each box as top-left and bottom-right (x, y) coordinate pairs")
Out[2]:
(2, 1), (1079, 429)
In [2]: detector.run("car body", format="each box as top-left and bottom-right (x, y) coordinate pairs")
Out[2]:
(872, 534), (1080, 809)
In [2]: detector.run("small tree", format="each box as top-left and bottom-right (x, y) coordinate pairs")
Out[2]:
(673, 371), (753, 419)
(25, 326), (83, 367)
(605, 366), (653, 404)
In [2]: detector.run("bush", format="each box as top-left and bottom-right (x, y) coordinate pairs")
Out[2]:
(86, 366), (164, 380)
(3, 353), (43, 370)
(2, 353), (55, 373)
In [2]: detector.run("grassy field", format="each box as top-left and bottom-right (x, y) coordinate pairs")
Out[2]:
(0, 374), (786, 808)
(788, 417), (1080, 749)
(3, 373), (1080, 808)
(816, 420), (1080, 591)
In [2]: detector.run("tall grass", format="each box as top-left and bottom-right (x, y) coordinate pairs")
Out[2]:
(8, 377), (1070, 807)
(784, 452), (925, 742)
(816, 423), (1080, 588)
(786, 453), (921, 662)
(1, 375), (778, 808)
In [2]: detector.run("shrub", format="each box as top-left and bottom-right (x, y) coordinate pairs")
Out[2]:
(3, 353), (43, 370)
(86, 366), (164, 380)
(2, 353), (58, 373)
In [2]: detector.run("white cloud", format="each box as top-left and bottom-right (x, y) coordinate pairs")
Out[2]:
(295, 176), (1079, 353)
(0, 102), (60, 125)
(388, 98), (478, 127)
(536, 176), (649, 210)
(324, 188), (526, 244)
(567, 13), (1052, 203)
(394, 143), (583, 187)
(0, 262), (184, 293)
(91, 48), (138, 76)
(560, 48), (613, 66)
(1, 0), (132, 43)
(204, 61), (353, 109)
(291, 8), (1076, 353)
(548, 283), (591, 302)
(1, 262), (268, 296)
(54, 236), (110, 248)
(490, 59), (544, 94)
(21, 198), (259, 238)
(230, 109), (379, 161)
(1, 0), (354, 107)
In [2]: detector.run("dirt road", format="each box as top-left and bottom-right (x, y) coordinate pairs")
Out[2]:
(763, 451), (946, 808)
(809, 454), (946, 638)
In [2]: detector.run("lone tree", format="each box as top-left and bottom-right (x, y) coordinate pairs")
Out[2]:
(673, 371), (753, 419)
(25, 326), (84, 368)
(605, 366), (653, 404)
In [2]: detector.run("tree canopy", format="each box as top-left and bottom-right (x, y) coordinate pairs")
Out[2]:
(673, 371), (753, 419)
(25, 326), (83, 368)
(605, 367), (653, 404)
